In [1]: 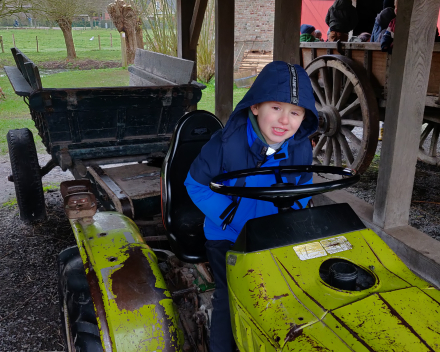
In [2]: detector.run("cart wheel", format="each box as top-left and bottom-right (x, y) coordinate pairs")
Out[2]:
(418, 118), (440, 166)
(58, 247), (103, 352)
(305, 55), (379, 176)
(7, 128), (46, 222)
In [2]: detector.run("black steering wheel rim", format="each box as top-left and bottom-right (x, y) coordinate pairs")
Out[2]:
(210, 165), (359, 209)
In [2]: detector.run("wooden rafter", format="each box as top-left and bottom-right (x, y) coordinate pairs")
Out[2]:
(190, 0), (208, 50)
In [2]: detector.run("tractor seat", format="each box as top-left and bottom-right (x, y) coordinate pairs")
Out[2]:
(161, 110), (223, 263)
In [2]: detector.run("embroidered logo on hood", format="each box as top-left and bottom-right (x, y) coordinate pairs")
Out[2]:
(287, 63), (299, 105)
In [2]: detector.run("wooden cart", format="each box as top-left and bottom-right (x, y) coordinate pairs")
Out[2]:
(299, 41), (440, 173)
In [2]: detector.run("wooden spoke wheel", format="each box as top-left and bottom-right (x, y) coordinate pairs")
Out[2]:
(305, 55), (379, 176)
(418, 116), (440, 166)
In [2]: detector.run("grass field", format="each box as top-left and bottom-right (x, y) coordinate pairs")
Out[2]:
(0, 28), (122, 67)
(0, 67), (249, 155)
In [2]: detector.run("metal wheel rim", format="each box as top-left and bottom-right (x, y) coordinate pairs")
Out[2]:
(305, 55), (379, 177)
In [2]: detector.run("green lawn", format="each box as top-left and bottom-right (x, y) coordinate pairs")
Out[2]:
(0, 68), (249, 155)
(0, 28), (122, 67)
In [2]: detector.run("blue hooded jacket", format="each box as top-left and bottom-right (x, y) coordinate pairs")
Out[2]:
(184, 61), (319, 243)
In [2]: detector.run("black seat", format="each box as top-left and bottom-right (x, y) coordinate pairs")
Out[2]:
(161, 110), (223, 263)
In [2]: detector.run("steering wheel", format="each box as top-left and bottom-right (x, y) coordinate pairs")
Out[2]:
(210, 165), (359, 211)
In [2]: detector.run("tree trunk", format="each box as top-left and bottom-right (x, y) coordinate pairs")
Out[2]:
(57, 17), (76, 59)
(108, 0), (139, 64)
(136, 17), (144, 49)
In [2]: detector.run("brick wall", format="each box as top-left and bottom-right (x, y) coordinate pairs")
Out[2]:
(235, 0), (274, 51)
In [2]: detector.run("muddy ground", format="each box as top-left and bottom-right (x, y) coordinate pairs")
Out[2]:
(0, 151), (439, 351)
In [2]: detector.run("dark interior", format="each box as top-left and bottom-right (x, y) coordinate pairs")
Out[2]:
(232, 203), (366, 253)
(161, 110), (223, 263)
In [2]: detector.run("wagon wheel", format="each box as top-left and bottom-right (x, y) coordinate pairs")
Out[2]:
(305, 55), (379, 176)
(418, 117), (440, 166)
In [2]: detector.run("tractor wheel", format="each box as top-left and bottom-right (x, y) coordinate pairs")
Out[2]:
(58, 246), (103, 352)
(7, 128), (46, 222)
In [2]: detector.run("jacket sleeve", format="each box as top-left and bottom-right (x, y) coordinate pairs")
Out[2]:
(184, 131), (235, 227)
(325, 10), (330, 26)
(381, 19), (394, 53)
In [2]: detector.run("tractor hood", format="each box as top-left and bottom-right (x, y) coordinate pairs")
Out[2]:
(225, 205), (440, 351)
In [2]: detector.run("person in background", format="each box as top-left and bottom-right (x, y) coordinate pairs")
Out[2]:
(371, 0), (396, 42)
(381, 0), (397, 53)
(325, 0), (358, 42)
(315, 29), (324, 42)
(300, 24), (320, 42)
(349, 32), (371, 42)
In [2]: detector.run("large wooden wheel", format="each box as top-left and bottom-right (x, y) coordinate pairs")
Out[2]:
(418, 116), (440, 166)
(305, 55), (379, 175)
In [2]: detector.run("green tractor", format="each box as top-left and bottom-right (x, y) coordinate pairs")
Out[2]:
(57, 111), (440, 351)
(5, 48), (440, 351)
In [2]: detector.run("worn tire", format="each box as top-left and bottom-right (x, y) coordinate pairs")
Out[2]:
(6, 128), (46, 222)
(58, 246), (103, 352)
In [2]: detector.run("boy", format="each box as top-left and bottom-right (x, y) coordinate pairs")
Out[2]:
(184, 61), (318, 352)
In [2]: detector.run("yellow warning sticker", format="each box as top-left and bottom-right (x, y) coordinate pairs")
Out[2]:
(293, 242), (327, 260)
(293, 236), (353, 260)
(320, 236), (352, 254)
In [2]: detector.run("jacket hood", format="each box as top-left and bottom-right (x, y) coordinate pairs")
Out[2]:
(222, 61), (319, 144)
(376, 7), (395, 28)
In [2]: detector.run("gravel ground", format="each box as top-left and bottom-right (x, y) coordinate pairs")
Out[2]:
(0, 148), (439, 350)
(0, 190), (75, 352)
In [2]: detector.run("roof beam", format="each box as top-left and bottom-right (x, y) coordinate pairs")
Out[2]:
(215, 0), (234, 124)
(273, 0), (302, 64)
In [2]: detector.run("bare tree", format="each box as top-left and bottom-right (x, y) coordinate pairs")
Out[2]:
(34, 0), (96, 59)
(0, 0), (33, 19)
(108, 0), (143, 64)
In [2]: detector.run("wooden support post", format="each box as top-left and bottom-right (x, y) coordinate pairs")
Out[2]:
(177, 0), (197, 81)
(215, 0), (234, 124)
(189, 0), (208, 50)
(273, 0), (301, 64)
(98, 35), (101, 50)
(373, 0), (440, 229)
(12, 34), (16, 47)
(110, 33), (113, 47)
(36, 36), (39, 53)
(0, 36), (4, 53)
(120, 32), (127, 67)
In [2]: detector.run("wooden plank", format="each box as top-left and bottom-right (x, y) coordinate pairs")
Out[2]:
(373, 0), (440, 229)
(177, 0), (197, 80)
(299, 42), (338, 49)
(316, 49), (328, 58)
(350, 50), (364, 68)
(4, 66), (33, 97)
(215, 0), (234, 124)
(190, 0), (208, 50)
(274, 0), (301, 64)
(301, 48), (313, 68)
(371, 50), (387, 87)
(103, 163), (161, 199)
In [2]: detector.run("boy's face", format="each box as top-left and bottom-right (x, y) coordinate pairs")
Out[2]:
(251, 101), (306, 145)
